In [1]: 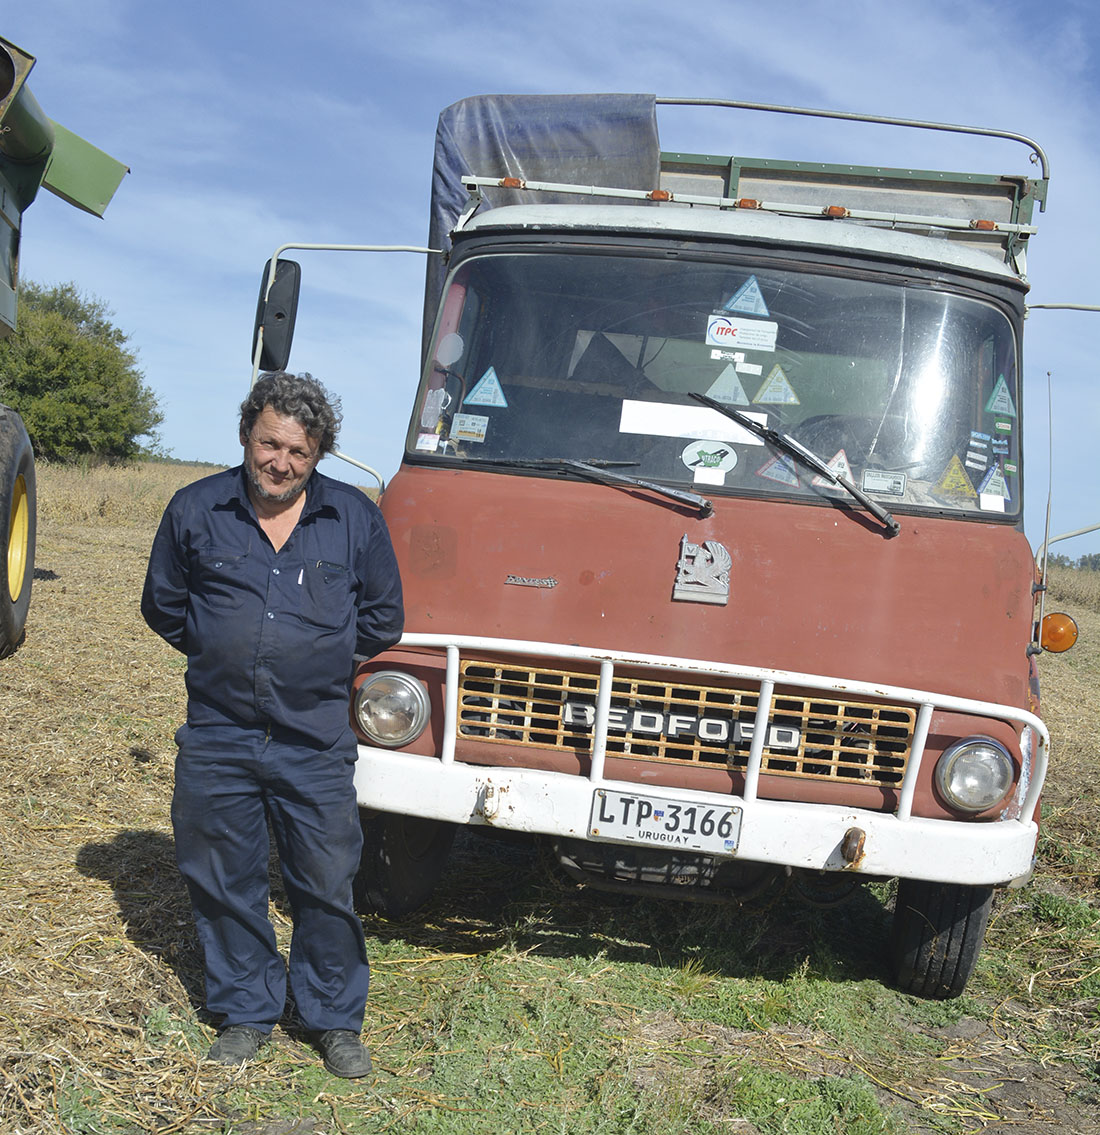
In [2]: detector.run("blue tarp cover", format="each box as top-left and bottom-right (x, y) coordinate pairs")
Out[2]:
(423, 94), (660, 359)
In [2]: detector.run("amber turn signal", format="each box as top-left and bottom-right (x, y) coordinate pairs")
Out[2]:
(1040, 611), (1079, 653)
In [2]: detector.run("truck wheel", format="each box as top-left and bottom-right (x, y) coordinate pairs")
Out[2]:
(353, 809), (456, 918)
(0, 409), (36, 658)
(890, 878), (993, 999)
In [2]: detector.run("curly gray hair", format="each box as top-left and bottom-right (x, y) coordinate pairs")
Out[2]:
(239, 372), (342, 457)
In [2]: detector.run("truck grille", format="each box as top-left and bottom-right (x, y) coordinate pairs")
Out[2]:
(458, 661), (914, 787)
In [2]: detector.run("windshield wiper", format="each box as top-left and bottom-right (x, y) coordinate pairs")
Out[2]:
(467, 456), (713, 517)
(689, 393), (900, 537)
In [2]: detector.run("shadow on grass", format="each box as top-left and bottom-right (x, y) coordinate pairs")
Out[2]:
(75, 824), (895, 1013)
(362, 827), (896, 989)
(75, 829), (209, 1013)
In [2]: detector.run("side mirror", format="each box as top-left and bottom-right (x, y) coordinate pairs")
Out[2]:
(252, 258), (301, 372)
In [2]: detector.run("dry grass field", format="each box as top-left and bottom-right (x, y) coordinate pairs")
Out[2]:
(1, 461), (1098, 1134)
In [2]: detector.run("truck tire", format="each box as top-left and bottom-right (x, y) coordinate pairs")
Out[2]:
(353, 808), (456, 918)
(0, 408), (36, 658)
(890, 878), (993, 999)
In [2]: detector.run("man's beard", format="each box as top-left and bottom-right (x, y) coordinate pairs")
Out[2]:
(244, 452), (311, 504)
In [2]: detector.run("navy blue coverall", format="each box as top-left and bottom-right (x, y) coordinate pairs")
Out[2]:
(141, 465), (403, 1035)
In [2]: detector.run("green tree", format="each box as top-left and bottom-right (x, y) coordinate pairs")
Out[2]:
(0, 281), (162, 461)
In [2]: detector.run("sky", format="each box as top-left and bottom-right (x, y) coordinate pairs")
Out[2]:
(4, 0), (1099, 557)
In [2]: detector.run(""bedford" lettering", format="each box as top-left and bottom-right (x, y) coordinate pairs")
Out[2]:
(562, 701), (799, 751)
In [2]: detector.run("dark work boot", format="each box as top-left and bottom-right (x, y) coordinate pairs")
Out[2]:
(316, 1029), (373, 1078)
(207, 1025), (267, 1065)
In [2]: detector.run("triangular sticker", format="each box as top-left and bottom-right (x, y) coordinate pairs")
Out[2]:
(723, 275), (770, 317)
(934, 455), (978, 499)
(978, 464), (1011, 501)
(757, 454), (800, 487)
(706, 363), (750, 405)
(811, 449), (853, 488)
(753, 365), (800, 405)
(464, 366), (509, 407)
(984, 374), (1016, 417)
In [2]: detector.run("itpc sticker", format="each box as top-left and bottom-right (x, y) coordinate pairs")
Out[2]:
(706, 315), (778, 352)
(464, 366), (508, 408)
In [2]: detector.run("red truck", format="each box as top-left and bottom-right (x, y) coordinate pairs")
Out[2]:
(253, 95), (1078, 998)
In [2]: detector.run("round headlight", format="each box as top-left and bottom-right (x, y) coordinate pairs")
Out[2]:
(935, 738), (1015, 813)
(354, 672), (431, 748)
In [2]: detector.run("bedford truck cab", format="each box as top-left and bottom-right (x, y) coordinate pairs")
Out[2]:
(253, 95), (1076, 999)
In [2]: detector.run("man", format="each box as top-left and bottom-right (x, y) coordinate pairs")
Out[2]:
(141, 372), (403, 1077)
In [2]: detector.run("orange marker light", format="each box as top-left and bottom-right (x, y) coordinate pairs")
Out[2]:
(970, 219), (998, 231)
(1040, 611), (1079, 653)
(823, 205), (850, 218)
(499, 177), (524, 189)
(735, 198), (761, 209)
(648, 189), (672, 201)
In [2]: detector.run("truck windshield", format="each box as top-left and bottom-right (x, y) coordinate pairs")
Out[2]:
(409, 251), (1020, 518)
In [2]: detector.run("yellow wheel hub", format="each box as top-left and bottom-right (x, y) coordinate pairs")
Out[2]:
(7, 472), (28, 603)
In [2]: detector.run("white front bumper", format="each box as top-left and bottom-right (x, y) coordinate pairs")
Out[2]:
(353, 633), (1047, 887)
(354, 750), (1037, 886)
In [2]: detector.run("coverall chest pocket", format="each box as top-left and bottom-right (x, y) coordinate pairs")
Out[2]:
(298, 559), (352, 629)
(196, 549), (249, 609)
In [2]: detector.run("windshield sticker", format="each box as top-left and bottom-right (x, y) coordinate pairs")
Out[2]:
(994, 418), (1013, 434)
(984, 374), (1016, 417)
(619, 399), (767, 445)
(934, 455), (978, 500)
(965, 450), (989, 471)
(706, 364), (751, 406)
(706, 315), (778, 352)
(452, 412), (489, 443)
(723, 275), (770, 317)
(1004, 460), (1018, 476)
(971, 430), (992, 444)
(710, 349), (740, 361)
(753, 365), (800, 405)
(757, 454), (800, 487)
(435, 332), (465, 367)
(811, 449), (852, 488)
(414, 432), (440, 453)
(991, 438), (1009, 455)
(682, 441), (738, 484)
(463, 366), (509, 408)
(420, 387), (446, 430)
(979, 464), (1011, 501)
(861, 469), (907, 496)
(979, 494), (1006, 513)
(737, 361), (763, 375)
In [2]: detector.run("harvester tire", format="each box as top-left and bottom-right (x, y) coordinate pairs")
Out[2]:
(0, 407), (35, 658)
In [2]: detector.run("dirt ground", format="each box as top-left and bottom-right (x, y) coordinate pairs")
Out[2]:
(1, 507), (1098, 1133)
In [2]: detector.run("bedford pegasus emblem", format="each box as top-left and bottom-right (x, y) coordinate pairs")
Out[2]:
(673, 533), (731, 605)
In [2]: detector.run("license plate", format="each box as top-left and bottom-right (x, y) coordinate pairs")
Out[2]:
(589, 789), (742, 856)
